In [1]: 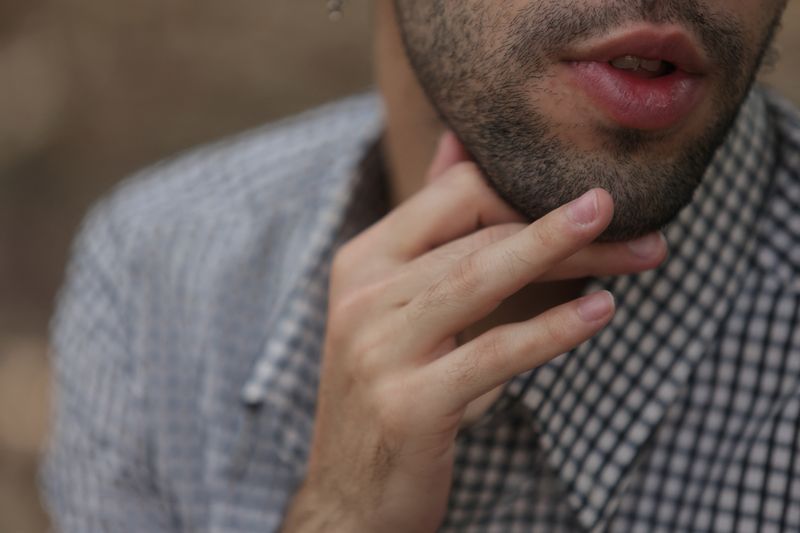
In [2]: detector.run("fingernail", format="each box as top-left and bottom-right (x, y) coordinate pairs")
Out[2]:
(567, 190), (599, 226)
(627, 232), (665, 258)
(577, 291), (614, 322)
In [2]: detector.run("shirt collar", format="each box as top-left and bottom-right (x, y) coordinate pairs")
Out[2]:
(241, 89), (780, 524)
(754, 90), (800, 291)
(241, 138), (388, 406)
(503, 88), (778, 531)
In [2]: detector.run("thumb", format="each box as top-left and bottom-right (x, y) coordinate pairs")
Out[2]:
(426, 131), (472, 184)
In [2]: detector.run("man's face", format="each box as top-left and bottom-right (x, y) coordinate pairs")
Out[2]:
(393, 0), (787, 240)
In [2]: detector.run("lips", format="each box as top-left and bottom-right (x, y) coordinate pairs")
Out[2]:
(562, 27), (710, 131)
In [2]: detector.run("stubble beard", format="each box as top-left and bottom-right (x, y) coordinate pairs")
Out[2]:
(394, 0), (784, 241)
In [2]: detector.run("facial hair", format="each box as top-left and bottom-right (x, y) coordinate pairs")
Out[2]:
(394, 0), (784, 240)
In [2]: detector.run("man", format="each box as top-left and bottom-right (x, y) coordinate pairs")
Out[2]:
(43, 0), (799, 531)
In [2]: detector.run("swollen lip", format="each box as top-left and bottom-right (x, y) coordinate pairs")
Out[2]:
(567, 61), (706, 131)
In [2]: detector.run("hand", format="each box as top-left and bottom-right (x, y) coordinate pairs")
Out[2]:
(281, 133), (667, 532)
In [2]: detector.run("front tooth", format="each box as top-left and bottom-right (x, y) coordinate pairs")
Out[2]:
(611, 55), (640, 70)
(640, 59), (664, 72)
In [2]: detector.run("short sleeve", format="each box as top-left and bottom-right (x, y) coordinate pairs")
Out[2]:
(41, 201), (174, 532)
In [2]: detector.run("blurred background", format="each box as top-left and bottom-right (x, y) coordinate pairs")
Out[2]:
(0, 1), (797, 531)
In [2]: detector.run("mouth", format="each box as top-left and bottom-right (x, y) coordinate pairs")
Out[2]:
(561, 26), (710, 131)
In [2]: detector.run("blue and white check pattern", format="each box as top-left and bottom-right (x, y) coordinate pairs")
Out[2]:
(43, 87), (800, 532)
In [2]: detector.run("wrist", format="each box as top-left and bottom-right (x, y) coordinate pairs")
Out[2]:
(281, 482), (368, 533)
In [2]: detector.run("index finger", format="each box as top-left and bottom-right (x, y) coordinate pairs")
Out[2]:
(400, 188), (614, 355)
(352, 155), (524, 263)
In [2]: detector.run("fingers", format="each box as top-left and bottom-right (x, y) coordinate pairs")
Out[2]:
(390, 229), (666, 299)
(401, 188), (614, 353)
(352, 148), (524, 263)
(421, 291), (615, 412)
(426, 131), (471, 184)
(537, 232), (668, 281)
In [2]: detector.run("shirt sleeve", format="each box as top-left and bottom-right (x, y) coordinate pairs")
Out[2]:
(41, 201), (174, 532)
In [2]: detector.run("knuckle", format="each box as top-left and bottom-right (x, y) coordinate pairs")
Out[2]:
(467, 225), (509, 251)
(460, 164), (490, 191)
(404, 287), (436, 324)
(450, 224), (522, 260)
(331, 290), (368, 323)
(477, 329), (508, 369)
(446, 161), (482, 183)
(328, 296), (380, 352)
(482, 224), (517, 243)
(446, 329), (506, 389)
(405, 284), (440, 325)
(447, 346), (483, 389)
(499, 248), (532, 280)
(448, 252), (485, 296)
(541, 315), (572, 347)
(332, 241), (359, 275)
(351, 315), (391, 356)
(443, 162), (490, 196)
(410, 252), (491, 321)
(340, 321), (395, 381)
(331, 276), (394, 322)
(531, 219), (562, 251)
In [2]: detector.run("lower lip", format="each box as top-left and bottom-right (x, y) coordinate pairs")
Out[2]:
(566, 61), (706, 131)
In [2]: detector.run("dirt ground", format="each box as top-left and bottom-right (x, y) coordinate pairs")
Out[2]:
(0, 2), (798, 531)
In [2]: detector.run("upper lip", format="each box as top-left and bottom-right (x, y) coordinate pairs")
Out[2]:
(563, 26), (710, 75)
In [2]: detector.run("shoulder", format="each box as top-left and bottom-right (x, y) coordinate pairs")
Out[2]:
(93, 92), (382, 245)
(45, 96), (384, 525)
(64, 91), (383, 303)
(52, 92), (384, 424)
(58, 91), (383, 360)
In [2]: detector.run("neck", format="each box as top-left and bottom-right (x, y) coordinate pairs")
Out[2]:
(372, 0), (587, 338)
(374, 0), (444, 206)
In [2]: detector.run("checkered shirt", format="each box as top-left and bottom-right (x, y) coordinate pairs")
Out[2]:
(43, 87), (800, 532)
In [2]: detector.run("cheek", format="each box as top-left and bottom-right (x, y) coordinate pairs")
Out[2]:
(711, 0), (785, 44)
(527, 74), (606, 152)
(721, 0), (782, 20)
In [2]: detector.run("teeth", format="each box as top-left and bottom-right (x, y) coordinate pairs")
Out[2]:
(610, 55), (667, 73)
(610, 55), (640, 70)
(639, 59), (664, 72)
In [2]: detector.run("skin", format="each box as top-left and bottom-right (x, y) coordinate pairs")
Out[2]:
(282, 1), (788, 531)
(392, 0), (787, 240)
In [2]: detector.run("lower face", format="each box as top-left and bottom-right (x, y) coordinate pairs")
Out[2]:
(393, 0), (787, 240)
